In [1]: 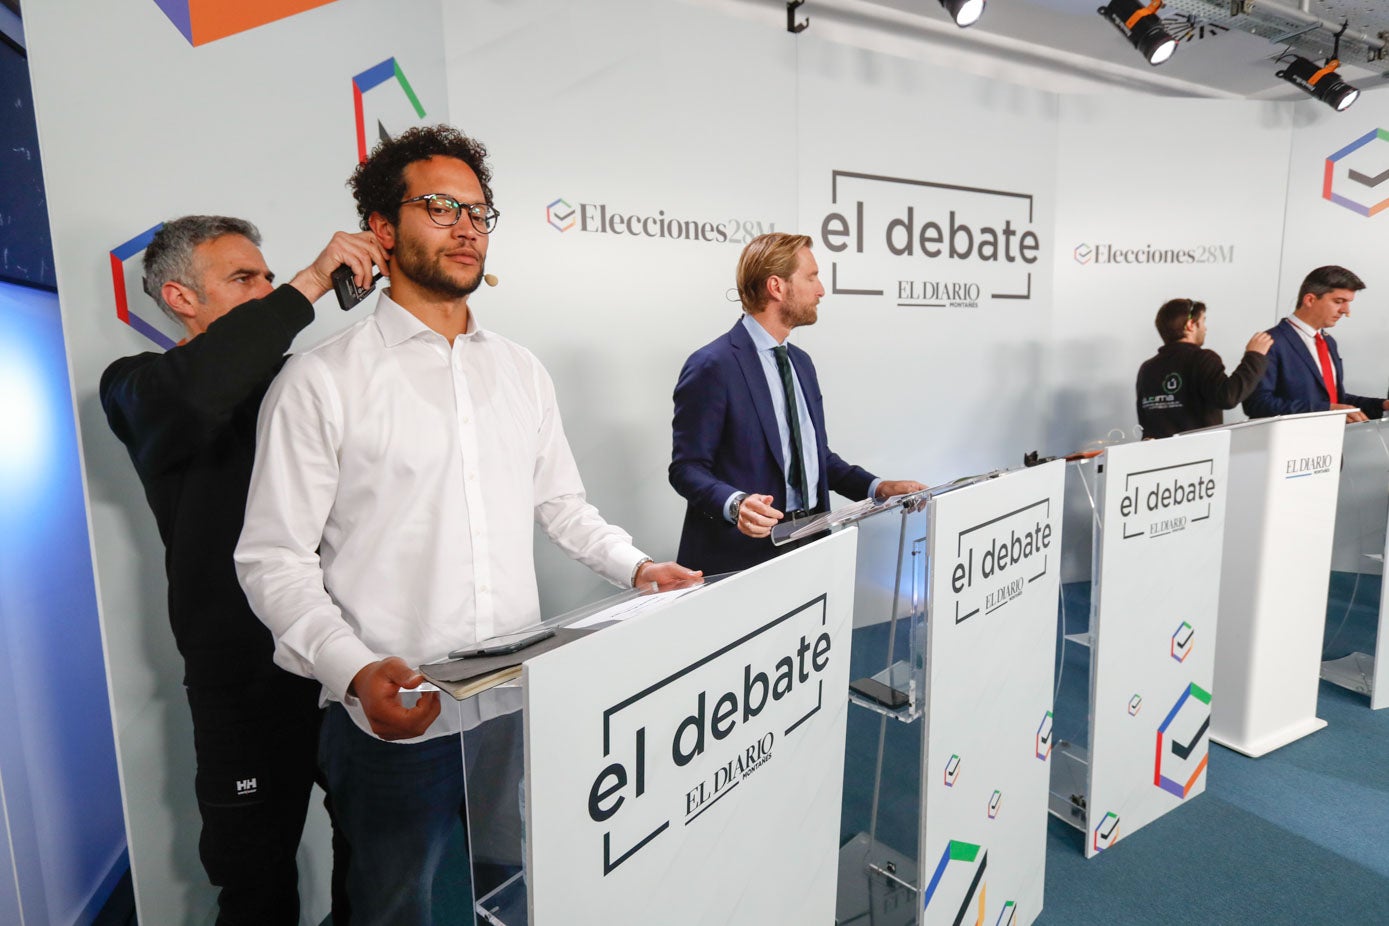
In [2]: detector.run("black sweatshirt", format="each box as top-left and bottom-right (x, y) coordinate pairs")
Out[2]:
(1135, 341), (1268, 439)
(99, 286), (314, 686)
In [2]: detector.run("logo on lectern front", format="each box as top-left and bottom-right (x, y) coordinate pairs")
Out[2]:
(586, 595), (833, 875)
(1155, 682), (1211, 799)
(1117, 457), (1217, 542)
(1035, 711), (1053, 760)
(947, 497), (1055, 625)
(1093, 811), (1120, 852)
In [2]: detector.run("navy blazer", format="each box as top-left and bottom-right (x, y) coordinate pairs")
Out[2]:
(669, 319), (876, 574)
(1243, 318), (1383, 420)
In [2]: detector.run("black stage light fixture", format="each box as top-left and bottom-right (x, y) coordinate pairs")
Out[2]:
(1098, 0), (1177, 66)
(1277, 55), (1361, 111)
(940, 0), (985, 28)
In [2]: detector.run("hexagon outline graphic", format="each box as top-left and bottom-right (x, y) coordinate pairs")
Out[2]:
(1035, 710), (1053, 760)
(944, 753), (961, 787)
(987, 789), (1002, 820)
(547, 197), (577, 232)
(1170, 620), (1194, 663)
(1092, 811), (1120, 853)
(109, 223), (177, 350)
(1073, 243), (1093, 264)
(1323, 128), (1389, 217)
(922, 839), (987, 925)
(1154, 682), (1211, 799)
(1128, 693), (1142, 716)
(353, 57), (427, 163)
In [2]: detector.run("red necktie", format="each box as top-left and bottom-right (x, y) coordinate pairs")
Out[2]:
(1315, 332), (1337, 402)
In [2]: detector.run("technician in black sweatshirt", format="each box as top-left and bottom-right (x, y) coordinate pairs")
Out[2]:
(100, 215), (383, 925)
(1135, 298), (1273, 439)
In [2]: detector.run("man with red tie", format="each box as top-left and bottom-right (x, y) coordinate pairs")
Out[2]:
(1243, 266), (1389, 422)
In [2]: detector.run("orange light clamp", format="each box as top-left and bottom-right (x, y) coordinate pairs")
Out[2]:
(1125, 0), (1163, 30)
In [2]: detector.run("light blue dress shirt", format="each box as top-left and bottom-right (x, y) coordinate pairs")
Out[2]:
(722, 314), (821, 521)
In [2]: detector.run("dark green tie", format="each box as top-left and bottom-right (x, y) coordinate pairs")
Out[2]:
(773, 345), (812, 510)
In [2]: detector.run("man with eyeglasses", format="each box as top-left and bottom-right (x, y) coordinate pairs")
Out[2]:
(1135, 298), (1272, 438)
(100, 215), (381, 924)
(235, 124), (699, 923)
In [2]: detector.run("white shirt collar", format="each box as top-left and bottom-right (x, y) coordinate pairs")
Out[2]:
(1286, 313), (1320, 338)
(374, 289), (482, 347)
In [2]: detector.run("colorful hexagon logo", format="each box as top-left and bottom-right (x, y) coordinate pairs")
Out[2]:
(944, 753), (961, 787)
(1035, 711), (1053, 760)
(152, 0), (336, 46)
(1154, 682), (1211, 799)
(1092, 811), (1120, 853)
(1128, 693), (1142, 716)
(109, 223), (177, 350)
(922, 839), (987, 922)
(547, 197), (577, 232)
(1073, 243), (1093, 265)
(352, 58), (427, 163)
(987, 789), (1002, 820)
(1170, 620), (1194, 663)
(1324, 129), (1389, 217)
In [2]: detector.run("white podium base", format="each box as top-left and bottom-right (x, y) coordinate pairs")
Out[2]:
(1210, 716), (1327, 758)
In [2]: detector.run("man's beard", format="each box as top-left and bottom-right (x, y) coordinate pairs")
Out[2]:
(783, 294), (818, 329)
(394, 235), (483, 298)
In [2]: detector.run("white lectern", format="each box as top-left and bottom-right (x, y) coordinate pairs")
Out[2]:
(441, 531), (858, 926)
(1048, 431), (1229, 857)
(1211, 410), (1347, 756)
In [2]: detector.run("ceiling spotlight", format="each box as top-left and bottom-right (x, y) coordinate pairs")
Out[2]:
(940, 0), (985, 28)
(1277, 56), (1360, 111)
(1098, 0), (1177, 66)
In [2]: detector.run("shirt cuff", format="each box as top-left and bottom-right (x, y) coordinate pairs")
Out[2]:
(867, 478), (883, 501)
(315, 634), (383, 704)
(723, 491), (747, 523)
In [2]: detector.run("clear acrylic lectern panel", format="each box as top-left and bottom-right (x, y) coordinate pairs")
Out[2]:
(835, 468), (1058, 926)
(1048, 457), (1102, 835)
(1322, 418), (1389, 709)
(836, 498), (929, 926)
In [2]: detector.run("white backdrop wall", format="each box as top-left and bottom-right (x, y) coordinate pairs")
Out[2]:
(24, 2), (448, 923)
(441, 0), (801, 614)
(23, 0), (1389, 921)
(1047, 96), (1296, 454)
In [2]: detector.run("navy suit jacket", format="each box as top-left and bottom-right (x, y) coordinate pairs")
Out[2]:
(669, 319), (876, 574)
(1243, 318), (1383, 420)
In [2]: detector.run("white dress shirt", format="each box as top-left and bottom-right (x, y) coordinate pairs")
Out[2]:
(235, 291), (647, 740)
(1286, 314), (1336, 392)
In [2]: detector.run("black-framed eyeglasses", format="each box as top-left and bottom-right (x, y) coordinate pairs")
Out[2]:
(400, 194), (500, 234)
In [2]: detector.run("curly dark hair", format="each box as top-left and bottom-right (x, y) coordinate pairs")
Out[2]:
(347, 125), (494, 231)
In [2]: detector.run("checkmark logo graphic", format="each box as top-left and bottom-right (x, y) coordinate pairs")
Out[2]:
(1350, 167), (1389, 188)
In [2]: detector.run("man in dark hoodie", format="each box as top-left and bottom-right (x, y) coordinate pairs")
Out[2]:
(1136, 297), (1272, 438)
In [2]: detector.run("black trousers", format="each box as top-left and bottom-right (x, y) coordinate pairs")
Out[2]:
(185, 668), (349, 925)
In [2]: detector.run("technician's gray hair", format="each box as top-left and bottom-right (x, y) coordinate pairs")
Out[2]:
(142, 215), (262, 324)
